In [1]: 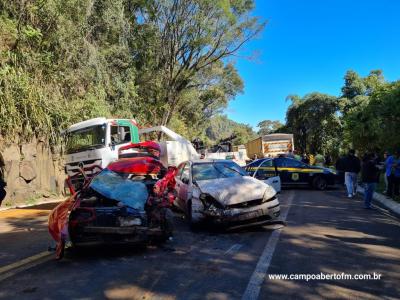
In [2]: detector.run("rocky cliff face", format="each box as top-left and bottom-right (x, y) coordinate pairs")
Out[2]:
(0, 138), (65, 207)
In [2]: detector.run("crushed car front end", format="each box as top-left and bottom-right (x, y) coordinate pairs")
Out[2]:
(49, 142), (177, 258)
(67, 167), (163, 247)
(194, 176), (281, 228)
(69, 204), (158, 247)
(200, 193), (280, 228)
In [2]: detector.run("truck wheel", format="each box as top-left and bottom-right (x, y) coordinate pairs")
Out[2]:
(313, 176), (327, 190)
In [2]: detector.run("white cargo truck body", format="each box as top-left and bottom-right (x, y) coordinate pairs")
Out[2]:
(205, 148), (249, 167)
(138, 126), (200, 167)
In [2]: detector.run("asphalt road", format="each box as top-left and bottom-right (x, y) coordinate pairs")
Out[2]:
(0, 188), (399, 300)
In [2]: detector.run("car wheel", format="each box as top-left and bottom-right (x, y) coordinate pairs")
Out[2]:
(187, 200), (201, 231)
(313, 176), (327, 190)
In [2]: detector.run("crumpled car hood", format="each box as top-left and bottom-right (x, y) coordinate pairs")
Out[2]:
(90, 169), (148, 210)
(195, 176), (274, 206)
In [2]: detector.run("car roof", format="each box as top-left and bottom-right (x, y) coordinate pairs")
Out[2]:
(190, 159), (236, 164)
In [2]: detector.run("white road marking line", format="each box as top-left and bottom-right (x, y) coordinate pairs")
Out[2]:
(241, 191), (294, 300)
(224, 243), (243, 255)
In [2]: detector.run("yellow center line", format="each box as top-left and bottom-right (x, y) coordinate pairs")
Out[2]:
(0, 251), (53, 282)
(0, 209), (51, 219)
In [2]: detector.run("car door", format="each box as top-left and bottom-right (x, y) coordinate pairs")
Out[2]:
(245, 160), (263, 177)
(175, 162), (192, 211)
(254, 159), (281, 192)
(174, 163), (186, 210)
(274, 158), (308, 185)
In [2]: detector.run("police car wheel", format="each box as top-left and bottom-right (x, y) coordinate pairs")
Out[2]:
(313, 176), (327, 190)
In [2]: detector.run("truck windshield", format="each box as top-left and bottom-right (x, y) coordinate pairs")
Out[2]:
(66, 125), (106, 154)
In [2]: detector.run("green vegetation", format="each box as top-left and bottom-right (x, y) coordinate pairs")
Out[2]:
(259, 70), (400, 159)
(0, 0), (263, 145)
(257, 120), (283, 136)
(205, 115), (256, 146)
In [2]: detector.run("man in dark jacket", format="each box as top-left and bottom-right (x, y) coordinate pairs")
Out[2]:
(342, 149), (361, 198)
(335, 155), (346, 185)
(361, 153), (380, 209)
(386, 150), (400, 198)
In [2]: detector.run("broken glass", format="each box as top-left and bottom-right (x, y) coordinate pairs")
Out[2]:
(89, 169), (148, 210)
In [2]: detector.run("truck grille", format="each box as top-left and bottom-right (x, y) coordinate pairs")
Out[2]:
(68, 159), (98, 167)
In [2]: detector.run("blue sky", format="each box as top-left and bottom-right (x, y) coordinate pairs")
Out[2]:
(226, 0), (400, 129)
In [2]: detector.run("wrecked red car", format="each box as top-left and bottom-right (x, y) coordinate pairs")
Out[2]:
(49, 141), (176, 259)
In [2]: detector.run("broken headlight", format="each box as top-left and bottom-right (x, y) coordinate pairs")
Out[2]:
(199, 193), (224, 216)
(263, 185), (277, 202)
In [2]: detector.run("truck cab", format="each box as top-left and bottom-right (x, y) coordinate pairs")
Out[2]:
(64, 118), (139, 177)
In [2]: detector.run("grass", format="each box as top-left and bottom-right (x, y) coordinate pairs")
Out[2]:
(25, 195), (41, 206)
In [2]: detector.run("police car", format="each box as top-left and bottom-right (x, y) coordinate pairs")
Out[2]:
(245, 157), (336, 190)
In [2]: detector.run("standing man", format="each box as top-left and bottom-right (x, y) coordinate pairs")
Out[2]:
(314, 153), (325, 167)
(287, 150), (295, 159)
(335, 154), (346, 185)
(361, 153), (380, 209)
(294, 150), (301, 161)
(342, 149), (361, 198)
(386, 150), (400, 198)
(301, 153), (310, 164)
(383, 151), (390, 194)
(309, 154), (315, 166)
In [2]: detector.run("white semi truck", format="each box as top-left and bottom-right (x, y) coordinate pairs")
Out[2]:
(64, 119), (199, 177)
(64, 118), (140, 176)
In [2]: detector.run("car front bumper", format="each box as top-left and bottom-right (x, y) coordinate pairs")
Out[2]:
(69, 225), (164, 246)
(202, 198), (281, 226)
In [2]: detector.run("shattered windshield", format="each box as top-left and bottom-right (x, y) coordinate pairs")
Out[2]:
(192, 162), (247, 181)
(89, 169), (148, 210)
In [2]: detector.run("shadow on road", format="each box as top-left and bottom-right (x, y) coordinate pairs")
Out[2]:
(261, 188), (400, 300)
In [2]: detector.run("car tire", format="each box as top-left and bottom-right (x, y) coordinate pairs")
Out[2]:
(313, 176), (327, 190)
(187, 200), (201, 231)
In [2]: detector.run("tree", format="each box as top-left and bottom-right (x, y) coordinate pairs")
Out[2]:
(205, 115), (256, 146)
(133, 0), (265, 127)
(339, 69), (384, 114)
(343, 80), (400, 153)
(0, 0), (260, 146)
(339, 69), (387, 152)
(257, 120), (284, 135)
(285, 93), (341, 155)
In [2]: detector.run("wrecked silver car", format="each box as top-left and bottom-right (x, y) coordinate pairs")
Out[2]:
(174, 159), (280, 229)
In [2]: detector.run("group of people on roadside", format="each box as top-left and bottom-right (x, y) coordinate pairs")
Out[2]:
(336, 149), (400, 209)
(287, 150), (330, 167)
